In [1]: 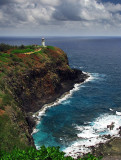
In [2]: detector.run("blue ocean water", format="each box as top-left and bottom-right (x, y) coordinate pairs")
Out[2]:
(1, 37), (121, 157)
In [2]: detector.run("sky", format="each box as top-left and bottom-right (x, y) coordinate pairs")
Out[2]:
(0, 0), (121, 36)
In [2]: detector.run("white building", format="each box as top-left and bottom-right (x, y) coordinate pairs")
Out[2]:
(42, 38), (46, 47)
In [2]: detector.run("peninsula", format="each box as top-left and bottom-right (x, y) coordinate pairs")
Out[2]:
(0, 43), (88, 153)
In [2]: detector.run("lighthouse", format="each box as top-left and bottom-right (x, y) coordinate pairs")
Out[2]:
(41, 38), (46, 47)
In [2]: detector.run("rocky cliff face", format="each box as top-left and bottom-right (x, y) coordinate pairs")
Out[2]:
(7, 47), (88, 113)
(0, 46), (88, 151)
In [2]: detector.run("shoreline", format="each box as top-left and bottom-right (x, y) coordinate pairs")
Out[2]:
(63, 112), (121, 159)
(30, 71), (121, 160)
(31, 71), (91, 134)
(31, 71), (121, 159)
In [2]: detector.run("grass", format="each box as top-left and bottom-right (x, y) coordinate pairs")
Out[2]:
(11, 48), (34, 54)
(47, 46), (56, 50)
(0, 53), (10, 58)
(0, 53), (11, 62)
(0, 114), (28, 153)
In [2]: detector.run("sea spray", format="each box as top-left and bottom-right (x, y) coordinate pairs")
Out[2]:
(64, 113), (121, 158)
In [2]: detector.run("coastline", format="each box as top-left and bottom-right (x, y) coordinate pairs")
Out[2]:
(63, 112), (121, 159)
(31, 71), (91, 134)
(31, 71), (121, 160)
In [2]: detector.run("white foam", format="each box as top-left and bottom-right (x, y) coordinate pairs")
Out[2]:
(79, 66), (83, 69)
(32, 128), (39, 135)
(83, 72), (94, 82)
(116, 111), (121, 116)
(87, 72), (106, 82)
(109, 108), (113, 111)
(62, 100), (71, 105)
(63, 113), (121, 158)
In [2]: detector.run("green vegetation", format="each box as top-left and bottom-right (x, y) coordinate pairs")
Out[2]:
(0, 43), (37, 53)
(11, 48), (34, 54)
(47, 46), (55, 50)
(0, 53), (11, 62)
(0, 43), (15, 52)
(0, 114), (27, 152)
(0, 146), (102, 160)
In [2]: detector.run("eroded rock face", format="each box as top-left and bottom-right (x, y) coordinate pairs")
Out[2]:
(3, 46), (88, 150)
(8, 47), (88, 113)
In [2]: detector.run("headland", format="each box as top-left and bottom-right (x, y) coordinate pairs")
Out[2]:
(0, 43), (88, 152)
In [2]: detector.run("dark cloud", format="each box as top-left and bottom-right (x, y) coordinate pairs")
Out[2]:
(0, 0), (14, 6)
(99, 0), (121, 4)
(0, 0), (10, 5)
(53, 1), (84, 21)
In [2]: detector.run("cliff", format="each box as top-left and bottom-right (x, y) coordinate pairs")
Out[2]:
(0, 45), (88, 152)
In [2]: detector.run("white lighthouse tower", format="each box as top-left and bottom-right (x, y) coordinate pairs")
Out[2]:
(42, 38), (46, 47)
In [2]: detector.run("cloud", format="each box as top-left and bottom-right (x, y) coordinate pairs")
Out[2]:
(53, 0), (112, 22)
(52, 0), (121, 32)
(0, 0), (121, 35)
(0, 0), (12, 6)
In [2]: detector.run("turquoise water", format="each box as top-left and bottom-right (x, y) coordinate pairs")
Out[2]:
(1, 37), (121, 158)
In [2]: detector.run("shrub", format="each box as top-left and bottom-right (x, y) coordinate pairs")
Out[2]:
(10, 54), (22, 62)
(0, 43), (14, 52)
(19, 45), (25, 49)
(0, 146), (102, 160)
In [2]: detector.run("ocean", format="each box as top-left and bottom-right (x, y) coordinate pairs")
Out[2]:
(1, 36), (121, 158)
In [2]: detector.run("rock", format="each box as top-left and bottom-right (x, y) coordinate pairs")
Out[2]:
(107, 122), (115, 130)
(104, 134), (111, 139)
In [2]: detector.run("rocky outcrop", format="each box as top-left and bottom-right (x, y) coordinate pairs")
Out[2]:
(8, 47), (88, 114)
(92, 137), (121, 159)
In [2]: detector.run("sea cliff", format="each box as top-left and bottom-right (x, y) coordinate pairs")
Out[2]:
(0, 45), (88, 152)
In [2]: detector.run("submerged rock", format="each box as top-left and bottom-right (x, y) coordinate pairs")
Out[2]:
(107, 122), (115, 130)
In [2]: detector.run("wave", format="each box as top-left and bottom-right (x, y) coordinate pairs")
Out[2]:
(88, 73), (106, 82)
(62, 100), (71, 105)
(116, 111), (121, 116)
(109, 108), (113, 111)
(71, 66), (83, 69)
(31, 129), (39, 135)
(79, 66), (83, 69)
(63, 113), (121, 158)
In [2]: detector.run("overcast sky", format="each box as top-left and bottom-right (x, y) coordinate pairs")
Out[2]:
(0, 0), (121, 36)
